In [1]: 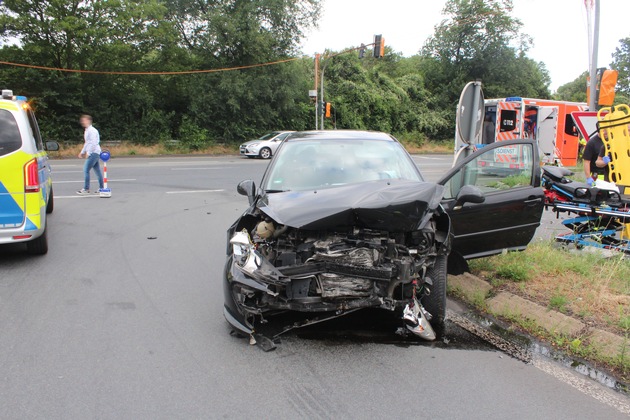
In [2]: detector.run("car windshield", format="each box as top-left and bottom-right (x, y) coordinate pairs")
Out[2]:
(0, 109), (22, 157)
(258, 132), (280, 141)
(263, 139), (422, 192)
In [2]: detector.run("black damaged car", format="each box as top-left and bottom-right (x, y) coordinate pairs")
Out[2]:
(224, 131), (544, 349)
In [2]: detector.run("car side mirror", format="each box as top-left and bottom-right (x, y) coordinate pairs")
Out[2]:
(454, 185), (485, 209)
(237, 180), (256, 205)
(45, 141), (59, 151)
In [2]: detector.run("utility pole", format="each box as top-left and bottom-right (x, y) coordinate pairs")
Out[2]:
(588, 0), (600, 111)
(314, 53), (320, 130)
(320, 59), (326, 130)
(316, 36), (385, 131)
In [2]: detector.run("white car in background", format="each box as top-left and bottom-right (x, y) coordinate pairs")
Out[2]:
(239, 131), (294, 159)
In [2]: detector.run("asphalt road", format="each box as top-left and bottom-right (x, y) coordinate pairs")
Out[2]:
(0, 154), (627, 419)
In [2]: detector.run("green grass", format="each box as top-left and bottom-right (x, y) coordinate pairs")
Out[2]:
(549, 294), (569, 313)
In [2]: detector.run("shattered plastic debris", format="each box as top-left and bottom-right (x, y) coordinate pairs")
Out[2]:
(402, 297), (436, 341)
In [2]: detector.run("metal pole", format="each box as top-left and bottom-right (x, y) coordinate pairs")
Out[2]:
(320, 60), (326, 130)
(588, 0), (600, 110)
(314, 54), (319, 130)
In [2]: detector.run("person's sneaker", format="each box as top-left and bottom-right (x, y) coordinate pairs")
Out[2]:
(76, 189), (90, 195)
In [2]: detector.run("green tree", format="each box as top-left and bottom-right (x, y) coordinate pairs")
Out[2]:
(554, 72), (588, 103)
(611, 37), (630, 100)
(418, 0), (550, 138)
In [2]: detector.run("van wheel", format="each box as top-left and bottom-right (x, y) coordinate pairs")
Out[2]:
(26, 226), (48, 255)
(46, 187), (54, 214)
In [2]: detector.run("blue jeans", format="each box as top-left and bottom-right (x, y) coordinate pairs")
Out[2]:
(84, 153), (104, 190)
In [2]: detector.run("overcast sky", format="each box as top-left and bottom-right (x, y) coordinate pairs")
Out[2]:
(300, 0), (629, 91)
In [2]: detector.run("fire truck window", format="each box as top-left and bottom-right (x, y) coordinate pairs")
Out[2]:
(499, 110), (517, 132)
(564, 114), (578, 137)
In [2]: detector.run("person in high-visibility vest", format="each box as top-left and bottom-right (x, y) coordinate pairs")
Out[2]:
(583, 129), (609, 185)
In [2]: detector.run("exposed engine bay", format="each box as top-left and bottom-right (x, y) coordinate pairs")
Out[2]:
(227, 208), (449, 345)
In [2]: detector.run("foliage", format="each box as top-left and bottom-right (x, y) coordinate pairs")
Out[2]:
(611, 37), (630, 99)
(418, 0), (550, 138)
(554, 72), (588, 102)
(0, 0), (553, 144)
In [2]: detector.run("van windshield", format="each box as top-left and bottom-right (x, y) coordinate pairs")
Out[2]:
(0, 110), (22, 157)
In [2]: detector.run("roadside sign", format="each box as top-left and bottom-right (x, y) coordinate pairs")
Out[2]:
(571, 111), (608, 141)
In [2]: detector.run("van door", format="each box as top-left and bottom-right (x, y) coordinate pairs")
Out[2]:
(536, 106), (559, 164)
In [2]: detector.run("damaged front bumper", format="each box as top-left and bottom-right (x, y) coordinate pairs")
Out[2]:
(223, 230), (438, 344)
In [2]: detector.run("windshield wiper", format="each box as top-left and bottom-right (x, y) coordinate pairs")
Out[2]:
(264, 189), (291, 193)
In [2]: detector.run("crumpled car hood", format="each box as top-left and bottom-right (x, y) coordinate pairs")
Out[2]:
(257, 179), (444, 231)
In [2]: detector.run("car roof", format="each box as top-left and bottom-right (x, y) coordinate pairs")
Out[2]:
(286, 130), (396, 142)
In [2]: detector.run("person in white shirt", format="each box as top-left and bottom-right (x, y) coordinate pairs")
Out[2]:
(76, 114), (104, 195)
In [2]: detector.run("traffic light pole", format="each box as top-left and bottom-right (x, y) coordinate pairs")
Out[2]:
(320, 61), (326, 130)
(315, 37), (383, 130)
(314, 53), (320, 130)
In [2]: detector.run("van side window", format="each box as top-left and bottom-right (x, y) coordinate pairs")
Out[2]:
(564, 114), (578, 137)
(0, 110), (22, 157)
(26, 109), (44, 151)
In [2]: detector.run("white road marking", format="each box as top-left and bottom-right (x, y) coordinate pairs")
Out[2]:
(170, 167), (226, 171)
(55, 195), (101, 199)
(532, 355), (630, 416)
(53, 179), (136, 184)
(165, 189), (224, 194)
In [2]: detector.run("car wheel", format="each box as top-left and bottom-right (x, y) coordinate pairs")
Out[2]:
(46, 186), (54, 214)
(259, 147), (272, 159)
(26, 225), (48, 255)
(423, 254), (447, 336)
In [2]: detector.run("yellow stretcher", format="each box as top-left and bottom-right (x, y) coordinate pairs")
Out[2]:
(598, 104), (630, 238)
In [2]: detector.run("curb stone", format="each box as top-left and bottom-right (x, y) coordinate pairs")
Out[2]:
(448, 274), (629, 362)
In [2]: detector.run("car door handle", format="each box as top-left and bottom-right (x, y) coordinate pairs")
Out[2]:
(524, 197), (542, 206)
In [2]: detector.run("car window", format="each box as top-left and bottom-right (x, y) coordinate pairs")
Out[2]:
(26, 109), (44, 151)
(443, 144), (534, 199)
(259, 132), (279, 141)
(264, 139), (422, 192)
(0, 109), (22, 157)
(275, 133), (290, 141)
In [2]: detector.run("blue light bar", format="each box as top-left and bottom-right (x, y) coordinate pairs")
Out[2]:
(505, 96), (522, 102)
(16, 96), (27, 101)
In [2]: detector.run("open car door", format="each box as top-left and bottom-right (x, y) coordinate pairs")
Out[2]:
(438, 139), (544, 261)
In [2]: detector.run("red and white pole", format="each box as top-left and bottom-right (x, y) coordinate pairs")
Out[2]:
(99, 150), (112, 197)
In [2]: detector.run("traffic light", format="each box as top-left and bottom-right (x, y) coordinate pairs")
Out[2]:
(358, 43), (366, 59)
(325, 102), (332, 118)
(373, 35), (385, 58)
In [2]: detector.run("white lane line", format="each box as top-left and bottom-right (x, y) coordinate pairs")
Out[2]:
(413, 156), (448, 160)
(170, 167), (225, 171)
(55, 195), (101, 199)
(532, 356), (630, 416)
(53, 179), (136, 184)
(166, 189), (224, 194)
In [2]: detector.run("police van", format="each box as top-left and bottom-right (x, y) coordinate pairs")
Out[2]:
(0, 89), (58, 254)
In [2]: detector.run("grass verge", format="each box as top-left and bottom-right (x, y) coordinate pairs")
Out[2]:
(467, 240), (630, 381)
(50, 139), (453, 158)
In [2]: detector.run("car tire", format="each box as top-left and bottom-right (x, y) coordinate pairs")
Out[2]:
(46, 186), (54, 214)
(423, 254), (447, 336)
(259, 147), (272, 159)
(26, 224), (48, 255)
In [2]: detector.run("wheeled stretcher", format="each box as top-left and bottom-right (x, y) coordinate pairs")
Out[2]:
(542, 166), (630, 253)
